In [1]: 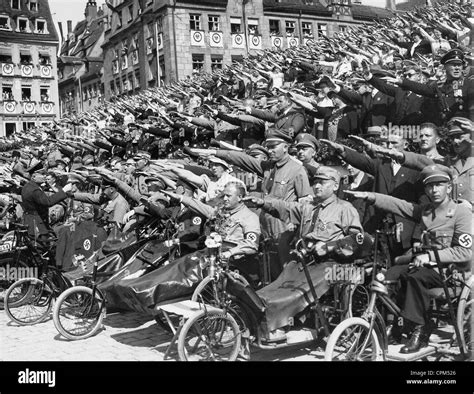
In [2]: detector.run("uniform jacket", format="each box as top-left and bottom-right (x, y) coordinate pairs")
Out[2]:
(402, 151), (474, 206)
(368, 75), (424, 125)
(21, 180), (68, 236)
(181, 196), (260, 257)
(250, 107), (306, 136)
(73, 192), (130, 225)
(263, 194), (362, 242)
(344, 148), (423, 249)
(374, 194), (472, 268)
(400, 76), (474, 124)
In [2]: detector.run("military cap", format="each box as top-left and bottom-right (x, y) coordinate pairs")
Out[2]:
(134, 150), (151, 161)
(447, 117), (473, 136)
(440, 48), (465, 65)
(295, 133), (319, 150)
(207, 156), (231, 169)
(310, 166), (341, 183)
(420, 164), (452, 185)
(265, 128), (294, 144)
(247, 144), (269, 158)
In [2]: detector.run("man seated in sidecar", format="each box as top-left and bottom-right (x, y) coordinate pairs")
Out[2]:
(247, 166), (364, 342)
(112, 181), (260, 314)
(345, 164), (472, 353)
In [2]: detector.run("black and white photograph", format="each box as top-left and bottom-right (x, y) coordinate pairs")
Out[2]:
(0, 0), (472, 393)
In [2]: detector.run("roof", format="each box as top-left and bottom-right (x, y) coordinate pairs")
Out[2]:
(263, 0), (331, 16)
(396, 0), (442, 11)
(0, 0), (58, 43)
(352, 4), (394, 20)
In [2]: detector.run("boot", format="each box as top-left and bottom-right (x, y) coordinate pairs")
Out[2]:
(400, 324), (429, 354)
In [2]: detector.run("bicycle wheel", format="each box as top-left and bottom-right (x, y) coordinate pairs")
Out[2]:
(191, 276), (224, 307)
(53, 286), (106, 340)
(177, 309), (241, 361)
(347, 284), (370, 318)
(4, 278), (53, 325)
(457, 280), (473, 356)
(325, 317), (383, 361)
(0, 257), (30, 309)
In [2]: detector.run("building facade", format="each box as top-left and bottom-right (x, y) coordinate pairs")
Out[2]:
(57, 1), (107, 118)
(102, 0), (394, 100)
(0, 0), (59, 137)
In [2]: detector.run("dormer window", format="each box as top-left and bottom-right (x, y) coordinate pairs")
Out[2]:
(36, 19), (46, 34)
(29, 0), (38, 12)
(0, 15), (11, 30)
(17, 17), (30, 33)
(11, 0), (20, 10)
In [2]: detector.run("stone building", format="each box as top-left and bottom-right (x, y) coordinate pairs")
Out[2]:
(102, 0), (394, 100)
(0, 0), (59, 137)
(57, 1), (107, 117)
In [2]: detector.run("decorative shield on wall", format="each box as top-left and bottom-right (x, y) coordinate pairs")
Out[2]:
(21, 64), (33, 77)
(23, 102), (35, 114)
(209, 32), (223, 47)
(2, 63), (14, 76)
(271, 36), (282, 49)
(191, 30), (204, 46)
(41, 65), (51, 77)
(42, 102), (53, 113)
(4, 101), (16, 113)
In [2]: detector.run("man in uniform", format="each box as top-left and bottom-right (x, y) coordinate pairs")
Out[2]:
(244, 93), (306, 137)
(194, 128), (313, 279)
(21, 168), (72, 241)
(369, 118), (473, 208)
(133, 151), (152, 196)
(383, 48), (474, 125)
(246, 166), (363, 342)
(345, 165), (472, 353)
(113, 182), (260, 310)
(295, 132), (320, 169)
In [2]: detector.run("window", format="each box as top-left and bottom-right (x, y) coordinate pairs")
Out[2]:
(39, 54), (51, 65)
(302, 22), (313, 37)
(269, 20), (280, 35)
(189, 14), (201, 30)
(40, 88), (50, 102)
(36, 20), (46, 34)
(21, 87), (31, 101)
(317, 23), (327, 37)
(20, 53), (32, 64)
(11, 0), (20, 10)
(285, 21), (296, 36)
(18, 18), (29, 33)
(211, 56), (223, 70)
(0, 16), (11, 30)
(109, 81), (115, 95)
(29, 0), (38, 12)
(248, 19), (259, 35)
(208, 15), (220, 31)
(0, 53), (12, 63)
(156, 16), (163, 33)
(339, 25), (348, 33)
(2, 86), (13, 101)
(192, 54), (204, 71)
(128, 5), (133, 23)
(231, 55), (243, 64)
(230, 17), (241, 34)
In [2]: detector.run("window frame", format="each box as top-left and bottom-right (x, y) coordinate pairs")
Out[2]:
(0, 15), (12, 30)
(189, 14), (201, 31)
(11, 0), (20, 10)
(302, 21), (313, 37)
(17, 17), (30, 33)
(208, 15), (220, 32)
(192, 54), (204, 71)
(269, 19), (280, 35)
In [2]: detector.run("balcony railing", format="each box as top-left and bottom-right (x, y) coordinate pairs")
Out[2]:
(271, 35), (283, 49)
(2, 100), (17, 114)
(40, 101), (54, 114)
(39, 65), (52, 78)
(22, 100), (36, 114)
(249, 34), (262, 50)
(231, 33), (245, 49)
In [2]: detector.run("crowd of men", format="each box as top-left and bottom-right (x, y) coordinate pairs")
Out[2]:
(0, 0), (472, 354)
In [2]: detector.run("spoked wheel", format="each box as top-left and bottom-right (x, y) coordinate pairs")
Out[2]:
(457, 280), (473, 358)
(177, 309), (241, 361)
(4, 278), (53, 325)
(191, 276), (225, 307)
(0, 257), (30, 309)
(53, 286), (106, 340)
(325, 317), (383, 361)
(347, 284), (370, 318)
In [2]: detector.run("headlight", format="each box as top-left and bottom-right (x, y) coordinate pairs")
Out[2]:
(376, 272), (385, 282)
